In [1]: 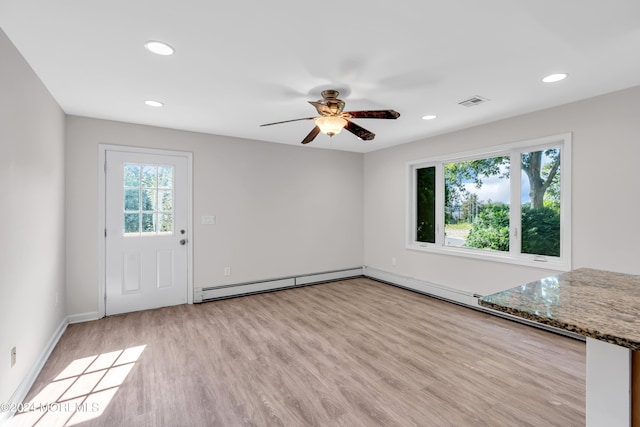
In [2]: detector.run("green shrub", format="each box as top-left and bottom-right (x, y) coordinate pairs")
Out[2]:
(466, 204), (510, 251)
(521, 207), (560, 256)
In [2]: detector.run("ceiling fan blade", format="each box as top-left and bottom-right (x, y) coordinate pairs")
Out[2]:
(301, 126), (321, 144)
(345, 120), (375, 141)
(260, 117), (316, 127)
(343, 110), (400, 120)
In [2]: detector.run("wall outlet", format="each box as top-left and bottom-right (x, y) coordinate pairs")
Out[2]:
(392, 257), (397, 266)
(11, 347), (16, 367)
(201, 215), (216, 225)
(224, 267), (231, 276)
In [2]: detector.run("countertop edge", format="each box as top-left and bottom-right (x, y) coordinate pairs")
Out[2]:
(478, 300), (640, 352)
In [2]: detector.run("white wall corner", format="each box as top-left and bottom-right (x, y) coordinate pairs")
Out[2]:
(0, 317), (68, 425)
(67, 312), (101, 324)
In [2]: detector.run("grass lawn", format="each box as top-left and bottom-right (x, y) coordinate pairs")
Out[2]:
(445, 222), (471, 239)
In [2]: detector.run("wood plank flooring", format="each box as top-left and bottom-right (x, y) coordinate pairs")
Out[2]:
(11, 278), (585, 426)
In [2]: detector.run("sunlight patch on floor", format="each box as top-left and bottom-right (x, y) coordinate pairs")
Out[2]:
(7, 345), (146, 427)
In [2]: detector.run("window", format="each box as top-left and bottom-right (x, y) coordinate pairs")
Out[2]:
(407, 133), (571, 270)
(416, 166), (436, 244)
(123, 163), (174, 236)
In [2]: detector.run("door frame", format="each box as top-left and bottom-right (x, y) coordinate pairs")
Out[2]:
(98, 144), (193, 318)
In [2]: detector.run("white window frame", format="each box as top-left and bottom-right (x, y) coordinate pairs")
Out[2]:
(406, 133), (572, 271)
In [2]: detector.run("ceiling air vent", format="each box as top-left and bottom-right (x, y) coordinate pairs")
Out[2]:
(458, 95), (489, 107)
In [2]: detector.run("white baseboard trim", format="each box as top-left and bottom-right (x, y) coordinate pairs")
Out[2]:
(67, 312), (101, 324)
(1, 317), (68, 425)
(363, 266), (583, 341)
(195, 267), (364, 302)
(295, 268), (363, 286)
(197, 277), (295, 301)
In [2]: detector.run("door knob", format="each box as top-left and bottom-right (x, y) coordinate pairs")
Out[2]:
(180, 239), (187, 245)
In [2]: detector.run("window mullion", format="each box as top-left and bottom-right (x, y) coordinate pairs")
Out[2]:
(510, 150), (522, 255)
(435, 162), (445, 246)
(409, 165), (417, 244)
(559, 140), (571, 265)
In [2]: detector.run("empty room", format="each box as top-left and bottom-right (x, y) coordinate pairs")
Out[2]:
(2, 1), (640, 426)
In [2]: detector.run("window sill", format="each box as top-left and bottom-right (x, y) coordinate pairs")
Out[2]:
(406, 242), (571, 271)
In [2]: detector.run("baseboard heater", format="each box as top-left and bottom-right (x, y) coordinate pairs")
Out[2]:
(194, 267), (364, 303)
(364, 266), (479, 306)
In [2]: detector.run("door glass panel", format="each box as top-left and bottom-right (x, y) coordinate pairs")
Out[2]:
(124, 189), (139, 211)
(158, 190), (173, 211)
(142, 189), (157, 211)
(158, 166), (173, 188)
(123, 163), (174, 236)
(142, 213), (156, 233)
(159, 213), (173, 233)
(124, 214), (140, 233)
(124, 164), (140, 187)
(141, 165), (157, 187)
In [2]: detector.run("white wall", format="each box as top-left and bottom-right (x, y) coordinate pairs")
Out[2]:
(0, 29), (66, 405)
(364, 85), (640, 297)
(65, 116), (364, 315)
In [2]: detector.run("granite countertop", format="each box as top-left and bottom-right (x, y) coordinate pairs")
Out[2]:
(479, 268), (640, 350)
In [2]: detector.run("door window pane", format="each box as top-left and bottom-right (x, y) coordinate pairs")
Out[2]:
(158, 190), (173, 212)
(124, 214), (140, 233)
(445, 156), (510, 251)
(123, 163), (174, 236)
(124, 164), (140, 187)
(142, 213), (156, 233)
(142, 189), (157, 211)
(521, 149), (561, 256)
(158, 166), (173, 188)
(159, 213), (173, 233)
(141, 165), (157, 187)
(124, 189), (139, 211)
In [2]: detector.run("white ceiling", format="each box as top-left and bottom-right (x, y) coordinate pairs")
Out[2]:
(1, 1), (640, 153)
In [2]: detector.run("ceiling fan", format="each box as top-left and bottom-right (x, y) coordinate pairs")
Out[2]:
(260, 90), (400, 144)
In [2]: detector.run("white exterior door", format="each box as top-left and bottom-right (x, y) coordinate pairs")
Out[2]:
(105, 149), (189, 315)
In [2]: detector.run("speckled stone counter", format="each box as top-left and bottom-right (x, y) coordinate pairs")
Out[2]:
(479, 267), (640, 351)
(480, 267), (640, 425)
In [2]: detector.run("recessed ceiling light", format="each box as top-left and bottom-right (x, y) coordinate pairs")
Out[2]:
(542, 73), (567, 83)
(144, 41), (174, 56)
(422, 115), (437, 120)
(145, 100), (163, 107)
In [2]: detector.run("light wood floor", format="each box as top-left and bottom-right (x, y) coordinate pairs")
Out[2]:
(12, 278), (585, 426)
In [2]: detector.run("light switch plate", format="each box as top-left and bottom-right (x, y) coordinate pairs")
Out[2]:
(201, 215), (216, 225)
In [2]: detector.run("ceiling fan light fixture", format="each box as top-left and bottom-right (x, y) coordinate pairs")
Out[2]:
(315, 116), (347, 136)
(260, 89), (399, 144)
